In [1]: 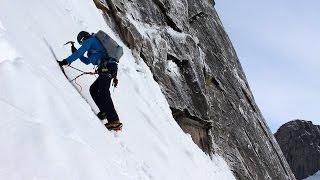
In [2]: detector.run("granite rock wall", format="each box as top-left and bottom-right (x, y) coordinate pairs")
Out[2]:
(94, 0), (295, 179)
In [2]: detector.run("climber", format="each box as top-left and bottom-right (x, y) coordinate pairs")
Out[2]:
(58, 31), (122, 130)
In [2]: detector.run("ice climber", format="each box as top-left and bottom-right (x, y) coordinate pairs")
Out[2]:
(58, 31), (122, 130)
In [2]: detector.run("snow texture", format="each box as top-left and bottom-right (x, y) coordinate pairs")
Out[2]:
(305, 171), (320, 180)
(0, 0), (235, 179)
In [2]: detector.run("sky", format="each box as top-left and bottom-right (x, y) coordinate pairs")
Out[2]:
(215, 1), (320, 132)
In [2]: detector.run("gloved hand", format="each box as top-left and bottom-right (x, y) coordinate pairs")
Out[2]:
(112, 78), (118, 87)
(71, 44), (77, 53)
(58, 59), (69, 67)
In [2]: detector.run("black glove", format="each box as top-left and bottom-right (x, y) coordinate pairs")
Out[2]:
(71, 44), (77, 53)
(112, 78), (118, 87)
(58, 59), (69, 67)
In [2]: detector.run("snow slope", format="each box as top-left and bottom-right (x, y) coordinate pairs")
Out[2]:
(305, 171), (320, 180)
(0, 0), (235, 179)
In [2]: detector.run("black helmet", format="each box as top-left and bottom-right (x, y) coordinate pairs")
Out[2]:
(77, 31), (90, 44)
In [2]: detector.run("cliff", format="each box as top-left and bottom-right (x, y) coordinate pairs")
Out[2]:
(0, 0), (236, 179)
(96, 0), (296, 179)
(275, 120), (320, 180)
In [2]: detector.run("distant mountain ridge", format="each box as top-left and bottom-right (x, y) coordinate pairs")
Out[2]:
(275, 120), (320, 179)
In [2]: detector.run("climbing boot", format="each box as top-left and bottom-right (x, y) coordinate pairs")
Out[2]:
(105, 120), (123, 131)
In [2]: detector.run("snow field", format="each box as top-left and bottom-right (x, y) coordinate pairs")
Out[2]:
(0, 0), (235, 179)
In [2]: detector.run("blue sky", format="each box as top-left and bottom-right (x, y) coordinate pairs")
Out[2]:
(215, 1), (320, 132)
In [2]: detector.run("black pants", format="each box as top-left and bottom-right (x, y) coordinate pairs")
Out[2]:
(89, 63), (119, 122)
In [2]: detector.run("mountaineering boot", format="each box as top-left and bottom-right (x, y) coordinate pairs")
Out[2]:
(97, 111), (107, 120)
(105, 120), (123, 131)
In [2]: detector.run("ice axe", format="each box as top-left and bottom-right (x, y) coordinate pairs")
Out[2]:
(64, 41), (75, 46)
(64, 41), (77, 53)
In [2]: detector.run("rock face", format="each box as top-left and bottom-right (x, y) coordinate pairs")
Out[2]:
(275, 120), (320, 180)
(94, 0), (295, 179)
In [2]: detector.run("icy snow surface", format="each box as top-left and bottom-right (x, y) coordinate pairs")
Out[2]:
(0, 0), (235, 179)
(305, 171), (320, 180)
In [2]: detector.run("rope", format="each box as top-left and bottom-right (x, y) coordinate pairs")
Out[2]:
(69, 71), (96, 82)
(62, 65), (98, 91)
(61, 64), (117, 92)
(68, 65), (92, 73)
